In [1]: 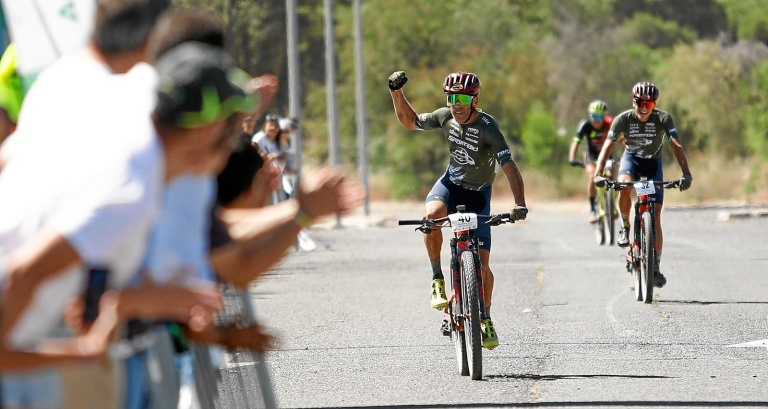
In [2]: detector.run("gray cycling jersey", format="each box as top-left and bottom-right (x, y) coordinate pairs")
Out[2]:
(415, 107), (513, 190)
(608, 108), (678, 159)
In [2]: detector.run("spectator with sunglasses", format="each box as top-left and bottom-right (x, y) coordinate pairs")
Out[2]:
(569, 100), (615, 222)
(388, 70), (527, 351)
(593, 82), (693, 288)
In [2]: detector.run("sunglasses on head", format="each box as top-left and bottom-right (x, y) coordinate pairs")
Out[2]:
(446, 94), (474, 106)
(634, 98), (656, 110)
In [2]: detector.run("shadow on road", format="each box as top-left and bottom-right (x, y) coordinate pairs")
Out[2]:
(484, 373), (673, 381)
(659, 300), (768, 305)
(324, 401), (768, 408)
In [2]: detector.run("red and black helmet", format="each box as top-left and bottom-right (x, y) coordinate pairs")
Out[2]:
(443, 71), (481, 96)
(632, 82), (659, 101)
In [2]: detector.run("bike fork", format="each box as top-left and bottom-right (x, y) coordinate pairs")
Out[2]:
(471, 239), (489, 321)
(450, 238), (461, 304)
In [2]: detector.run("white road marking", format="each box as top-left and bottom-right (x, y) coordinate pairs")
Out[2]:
(724, 338), (768, 351)
(605, 287), (639, 338)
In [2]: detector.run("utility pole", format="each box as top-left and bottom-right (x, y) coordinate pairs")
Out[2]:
(286, 0), (303, 182)
(353, 0), (369, 215)
(324, 0), (342, 227)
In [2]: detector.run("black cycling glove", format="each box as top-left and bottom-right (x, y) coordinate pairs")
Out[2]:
(388, 71), (408, 91)
(512, 205), (528, 221)
(680, 174), (693, 191)
(593, 175), (607, 188)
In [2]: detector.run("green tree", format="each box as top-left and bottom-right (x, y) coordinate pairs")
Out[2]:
(519, 102), (565, 180)
(716, 0), (768, 42)
(743, 61), (768, 160)
(613, 0), (729, 39)
(655, 40), (768, 158)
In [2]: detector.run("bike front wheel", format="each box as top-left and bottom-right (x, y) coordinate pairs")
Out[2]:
(460, 251), (482, 380)
(593, 214), (606, 245)
(640, 211), (655, 304)
(605, 188), (616, 245)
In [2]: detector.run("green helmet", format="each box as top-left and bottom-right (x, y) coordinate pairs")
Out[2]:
(588, 100), (608, 116)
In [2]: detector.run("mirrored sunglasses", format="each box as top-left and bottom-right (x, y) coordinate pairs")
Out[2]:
(447, 94), (474, 106)
(590, 114), (604, 121)
(634, 98), (656, 110)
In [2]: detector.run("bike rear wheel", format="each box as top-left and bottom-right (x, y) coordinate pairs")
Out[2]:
(640, 211), (655, 304)
(460, 251), (482, 380)
(450, 300), (469, 376)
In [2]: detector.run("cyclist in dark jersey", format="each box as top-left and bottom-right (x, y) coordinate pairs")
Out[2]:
(593, 82), (693, 287)
(568, 100), (614, 222)
(388, 70), (528, 350)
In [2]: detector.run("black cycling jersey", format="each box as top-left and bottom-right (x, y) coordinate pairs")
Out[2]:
(608, 108), (678, 159)
(574, 115), (613, 158)
(415, 107), (513, 190)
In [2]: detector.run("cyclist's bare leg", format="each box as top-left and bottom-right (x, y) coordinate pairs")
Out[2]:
(617, 174), (634, 223)
(585, 163), (597, 199)
(479, 249), (493, 315)
(585, 163), (598, 219)
(424, 200), (447, 264)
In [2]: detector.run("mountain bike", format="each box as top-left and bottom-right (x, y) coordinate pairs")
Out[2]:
(572, 159), (617, 245)
(399, 205), (514, 380)
(605, 179), (680, 303)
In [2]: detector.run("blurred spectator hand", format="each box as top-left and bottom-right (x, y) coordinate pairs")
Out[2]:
(297, 167), (365, 220)
(221, 323), (276, 352)
(249, 74), (279, 115)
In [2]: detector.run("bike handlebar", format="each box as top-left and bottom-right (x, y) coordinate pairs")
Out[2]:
(605, 180), (681, 190)
(398, 213), (515, 230)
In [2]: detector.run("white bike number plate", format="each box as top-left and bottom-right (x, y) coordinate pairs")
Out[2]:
(634, 181), (656, 196)
(449, 213), (478, 232)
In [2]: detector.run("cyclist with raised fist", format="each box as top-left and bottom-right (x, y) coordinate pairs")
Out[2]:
(388, 70), (527, 350)
(593, 82), (693, 288)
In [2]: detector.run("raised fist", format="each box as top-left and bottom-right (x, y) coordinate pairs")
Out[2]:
(388, 71), (408, 91)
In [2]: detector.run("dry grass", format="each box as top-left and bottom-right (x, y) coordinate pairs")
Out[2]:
(341, 155), (768, 206)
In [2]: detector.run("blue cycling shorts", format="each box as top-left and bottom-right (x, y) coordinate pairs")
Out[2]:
(425, 174), (493, 250)
(617, 152), (665, 205)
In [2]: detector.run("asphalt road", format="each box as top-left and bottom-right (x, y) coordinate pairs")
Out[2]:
(244, 202), (768, 408)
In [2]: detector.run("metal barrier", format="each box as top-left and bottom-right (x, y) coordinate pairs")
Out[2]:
(205, 284), (277, 409)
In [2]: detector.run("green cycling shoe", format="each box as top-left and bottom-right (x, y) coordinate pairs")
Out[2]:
(481, 318), (499, 349)
(430, 279), (448, 309)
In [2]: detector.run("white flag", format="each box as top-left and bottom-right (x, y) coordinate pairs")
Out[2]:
(1, 0), (95, 77)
